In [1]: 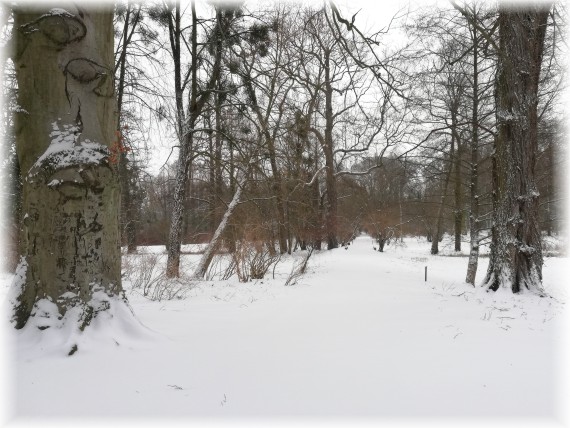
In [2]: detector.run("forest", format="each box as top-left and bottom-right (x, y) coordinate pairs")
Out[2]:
(3, 1), (565, 289)
(0, 0), (567, 422)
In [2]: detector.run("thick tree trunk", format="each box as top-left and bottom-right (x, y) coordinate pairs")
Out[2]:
(484, 5), (550, 294)
(12, 6), (125, 339)
(165, 2), (187, 278)
(165, 145), (190, 277)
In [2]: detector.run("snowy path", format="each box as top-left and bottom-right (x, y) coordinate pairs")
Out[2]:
(7, 235), (567, 422)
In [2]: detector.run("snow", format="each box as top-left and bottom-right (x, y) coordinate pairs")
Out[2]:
(27, 122), (108, 179)
(47, 8), (72, 16)
(1, 234), (568, 427)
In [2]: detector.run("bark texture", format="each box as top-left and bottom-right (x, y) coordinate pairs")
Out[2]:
(323, 48), (339, 250)
(453, 124), (463, 252)
(430, 138), (453, 255)
(465, 22), (480, 285)
(484, 4), (550, 294)
(12, 5), (123, 333)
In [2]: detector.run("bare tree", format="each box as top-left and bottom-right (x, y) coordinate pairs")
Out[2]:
(234, 8), (293, 254)
(115, 1), (142, 254)
(163, 2), (228, 278)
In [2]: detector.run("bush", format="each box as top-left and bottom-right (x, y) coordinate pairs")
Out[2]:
(123, 254), (190, 300)
(231, 241), (281, 282)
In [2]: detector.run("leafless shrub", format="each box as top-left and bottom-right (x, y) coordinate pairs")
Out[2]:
(123, 254), (163, 296)
(150, 276), (190, 301)
(205, 253), (236, 281)
(221, 256), (237, 281)
(542, 235), (566, 257)
(285, 248), (313, 286)
(232, 240), (280, 282)
(123, 253), (190, 300)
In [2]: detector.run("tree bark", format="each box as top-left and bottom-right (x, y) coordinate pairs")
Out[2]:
(466, 20), (480, 285)
(116, 2), (140, 254)
(323, 48), (339, 250)
(484, 4), (550, 294)
(452, 114), (463, 252)
(213, 89), (224, 232)
(430, 138), (454, 255)
(165, 1), (187, 278)
(12, 6), (125, 338)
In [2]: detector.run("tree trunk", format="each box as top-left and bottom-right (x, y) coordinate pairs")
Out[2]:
(453, 116), (463, 252)
(192, 172), (247, 279)
(240, 64), (289, 254)
(214, 89), (224, 231)
(323, 48), (338, 250)
(116, 2), (140, 254)
(12, 6), (125, 340)
(484, 5), (550, 294)
(545, 141), (553, 236)
(466, 21), (480, 285)
(166, 5), (225, 277)
(165, 2), (188, 278)
(430, 139), (454, 255)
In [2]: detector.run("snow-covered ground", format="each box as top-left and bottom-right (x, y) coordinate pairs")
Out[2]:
(1, 234), (568, 427)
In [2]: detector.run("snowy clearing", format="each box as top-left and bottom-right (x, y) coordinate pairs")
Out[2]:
(1, 234), (568, 426)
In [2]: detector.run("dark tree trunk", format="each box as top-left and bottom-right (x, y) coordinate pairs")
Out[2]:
(214, 89), (224, 229)
(116, 2), (140, 254)
(378, 235), (387, 252)
(323, 49), (338, 250)
(453, 115), (463, 252)
(484, 5), (550, 294)
(431, 138), (454, 255)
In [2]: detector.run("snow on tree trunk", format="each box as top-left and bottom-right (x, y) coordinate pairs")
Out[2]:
(465, 23), (480, 285)
(165, 5), (224, 278)
(192, 173), (246, 280)
(430, 137), (454, 255)
(165, 146), (190, 278)
(453, 118), (463, 252)
(11, 6), (130, 346)
(484, 5), (550, 294)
